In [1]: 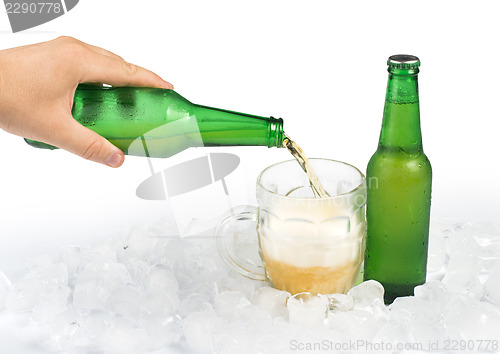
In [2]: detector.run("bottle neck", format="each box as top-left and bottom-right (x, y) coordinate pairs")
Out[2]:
(378, 70), (422, 152)
(191, 104), (284, 148)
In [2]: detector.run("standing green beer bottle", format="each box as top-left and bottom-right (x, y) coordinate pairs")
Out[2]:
(25, 85), (284, 156)
(364, 55), (432, 304)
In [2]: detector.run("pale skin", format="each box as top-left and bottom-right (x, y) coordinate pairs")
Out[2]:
(0, 36), (173, 168)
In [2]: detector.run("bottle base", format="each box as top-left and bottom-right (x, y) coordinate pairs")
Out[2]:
(382, 281), (424, 304)
(364, 276), (424, 304)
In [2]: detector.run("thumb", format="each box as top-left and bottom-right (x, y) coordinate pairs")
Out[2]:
(55, 118), (125, 168)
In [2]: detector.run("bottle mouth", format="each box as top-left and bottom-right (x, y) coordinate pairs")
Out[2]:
(268, 117), (284, 148)
(387, 54), (420, 68)
(387, 54), (420, 75)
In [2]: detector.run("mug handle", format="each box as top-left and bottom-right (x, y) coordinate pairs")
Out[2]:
(215, 205), (266, 281)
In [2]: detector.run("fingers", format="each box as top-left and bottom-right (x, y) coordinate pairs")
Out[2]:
(79, 48), (173, 90)
(52, 36), (174, 90)
(81, 42), (125, 61)
(52, 115), (125, 168)
(54, 36), (124, 61)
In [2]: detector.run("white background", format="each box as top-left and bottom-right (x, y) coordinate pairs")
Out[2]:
(0, 0), (499, 352)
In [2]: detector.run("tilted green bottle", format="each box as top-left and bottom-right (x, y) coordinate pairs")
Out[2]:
(364, 55), (432, 304)
(25, 85), (284, 157)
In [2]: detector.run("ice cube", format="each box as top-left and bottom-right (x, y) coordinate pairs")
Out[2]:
(211, 320), (260, 354)
(122, 258), (150, 287)
(141, 290), (180, 317)
(348, 280), (384, 307)
(373, 313), (411, 348)
(31, 284), (71, 324)
(251, 286), (290, 318)
(73, 277), (111, 310)
(327, 293), (354, 313)
(475, 301), (500, 339)
(328, 308), (387, 339)
(271, 316), (302, 344)
(143, 264), (179, 294)
(444, 222), (500, 276)
(77, 259), (131, 286)
(175, 256), (225, 295)
(143, 312), (182, 350)
(6, 277), (40, 312)
(156, 239), (192, 269)
(182, 309), (227, 352)
(389, 294), (443, 328)
(442, 263), (483, 299)
(58, 246), (82, 286)
(42, 309), (82, 352)
(179, 279), (220, 305)
(235, 303), (273, 328)
(347, 280), (388, 316)
(410, 313), (446, 343)
(253, 333), (290, 354)
(484, 262), (500, 304)
(72, 309), (113, 350)
(102, 315), (148, 354)
(106, 284), (143, 319)
(84, 241), (118, 263)
(442, 294), (493, 340)
(150, 215), (180, 237)
(389, 296), (422, 317)
(73, 261), (131, 310)
(390, 285), (447, 343)
(447, 251), (481, 273)
(414, 280), (449, 306)
(427, 224), (448, 274)
(0, 271), (11, 309)
(214, 291), (251, 320)
(174, 257), (217, 290)
(220, 272), (262, 300)
(287, 293), (328, 328)
(25, 256), (68, 288)
(148, 237), (171, 265)
(178, 292), (212, 318)
(447, 223), (485, 261)
(122, 224), (158, 261)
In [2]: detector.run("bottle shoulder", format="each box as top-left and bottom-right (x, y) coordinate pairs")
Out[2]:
(367, 147), (431, 176)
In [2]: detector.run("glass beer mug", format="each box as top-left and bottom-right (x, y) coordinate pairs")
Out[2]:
(216, 158), (366, 295)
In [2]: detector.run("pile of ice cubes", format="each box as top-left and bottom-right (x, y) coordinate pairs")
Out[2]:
(1, 219), (499, 353)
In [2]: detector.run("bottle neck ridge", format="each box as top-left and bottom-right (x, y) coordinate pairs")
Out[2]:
(267, 117), (284, 148)
(385, 72), (419, 105)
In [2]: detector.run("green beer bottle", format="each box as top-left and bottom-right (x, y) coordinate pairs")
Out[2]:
(25, 85), (284, 157)
(364, 55), (432, 304)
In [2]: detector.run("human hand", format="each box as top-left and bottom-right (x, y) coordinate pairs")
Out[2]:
(0, 36), (173, 168)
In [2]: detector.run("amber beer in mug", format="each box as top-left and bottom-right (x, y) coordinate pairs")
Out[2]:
(216, 159), (366, 295)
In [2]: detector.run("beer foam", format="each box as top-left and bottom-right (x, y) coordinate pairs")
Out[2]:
(259, 221), (365, 269)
